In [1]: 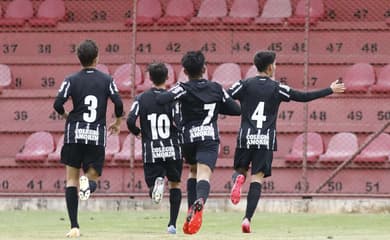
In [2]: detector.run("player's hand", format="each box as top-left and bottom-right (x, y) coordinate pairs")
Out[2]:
(330, 79), (346, 93)
(108, 118), (121, 135)
(62, 112), (69, 119)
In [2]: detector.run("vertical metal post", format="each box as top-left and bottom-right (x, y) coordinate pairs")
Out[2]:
(129, 0), (138, 193)
(301, 0), (311, 193)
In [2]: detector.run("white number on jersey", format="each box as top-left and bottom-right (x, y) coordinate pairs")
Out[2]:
(251, 101), (267, 128)
(83, 95), (98, 123)
(202, 103), (216, 125)
(147, 113), (170, 140)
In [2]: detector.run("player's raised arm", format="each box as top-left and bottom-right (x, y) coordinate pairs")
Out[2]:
(219, 89), (241, 115)
(156, 83), (187, 105)
(285, 79), (345, 102)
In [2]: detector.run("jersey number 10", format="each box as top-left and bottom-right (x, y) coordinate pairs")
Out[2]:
(147, 113), (170, 140)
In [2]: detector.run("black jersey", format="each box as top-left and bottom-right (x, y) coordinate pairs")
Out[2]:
(228, 76), (333, 150)
(157, 79), (240, 144)
(54, 68), (123, 146)
(127, 88), (182, 163)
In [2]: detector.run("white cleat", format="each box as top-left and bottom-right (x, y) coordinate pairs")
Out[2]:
(152, 177), (165, 204)
(79, 176), (90, 201)
(66, 227), (80, 238)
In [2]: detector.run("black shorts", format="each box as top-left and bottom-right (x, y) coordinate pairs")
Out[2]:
(233, 148), (273, 178)
(61, 143), (105, 176)
(182, 140), (219, 171)
(143, 160), (183, 188)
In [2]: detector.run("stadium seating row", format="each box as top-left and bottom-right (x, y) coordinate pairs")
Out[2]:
(13, 131), (390, 167)
(2, 94), (389, 134)
(285, 132), (390, 165)
(0, 0), (65, 27)
(1, 63), (389, 93)
(1, 0), (389, 28)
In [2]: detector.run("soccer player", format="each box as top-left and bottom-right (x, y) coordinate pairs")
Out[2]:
(227, 51), (346, 233)
(156, 51), (241, 235)
(53, 39), (124, 238)
(126, 62), (183, 234)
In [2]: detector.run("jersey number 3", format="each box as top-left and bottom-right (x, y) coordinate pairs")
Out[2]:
(83, 95), (98, 123)
(251, 101), (267, 128)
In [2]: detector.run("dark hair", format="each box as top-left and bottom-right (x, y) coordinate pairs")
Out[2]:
(181, 51), (205, 78)
(77, 40), (98, 67)
(147, 62), (168, 86)
(253, 51), (276, 72)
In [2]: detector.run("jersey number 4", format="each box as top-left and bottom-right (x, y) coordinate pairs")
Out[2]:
(147, 113), (170, 140)
(251, 101), (267, 128)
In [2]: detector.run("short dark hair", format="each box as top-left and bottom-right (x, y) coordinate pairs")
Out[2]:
(181, 51), (205, 78)
(147, 62), (168, 86)
(77, 40), (98, 67)
(254, 51), (276, 72)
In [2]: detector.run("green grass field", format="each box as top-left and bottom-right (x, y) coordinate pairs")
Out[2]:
(1, 210), (389, 240)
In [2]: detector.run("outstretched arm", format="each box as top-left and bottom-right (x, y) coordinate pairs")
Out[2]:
(290, 80), (345, 102)
(156, 84), (186, 104)
(219, 97), (241, 115)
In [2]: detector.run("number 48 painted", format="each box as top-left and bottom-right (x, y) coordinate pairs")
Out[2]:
(251, 101), (267, 128)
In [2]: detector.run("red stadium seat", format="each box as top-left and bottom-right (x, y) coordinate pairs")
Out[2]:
(190, 0), (228, 25)
(29, 0), (65, 27)
(0, 64), (12, 90)
(319, 132), (358, 165)
(96, 63), (110, 75)
(284, 132), (324, 164)
(157, 0), (194, 26)
(212, 63), (242, 89)
(0, 0), (34, 27)
(15, 131), (55, 163)
(113, 134), (142, 165)
(222, 0), (258, 25)
(105, 134), (120, 162)
(343, 63), (375, 93)
(245, 65), (257, 79)
(125, 0), (162, 26)
(255, 0), (292, 25)
(177, 66), (209, 82)
(137, 63), (175, 93)
(287, 0), (324, 25)
(113, 63), (143, 93)
(370, 64), (390, 93)
(354, 133), (390, 164)
(48, 135), (64, 164)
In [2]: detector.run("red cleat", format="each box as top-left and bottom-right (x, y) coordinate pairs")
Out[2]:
(230, 174), (245, 205)
(186, 198), (204, 234)
(182, 205), (193, 234)
(242, 218), (251, 233)
(182, 220), (190, 234)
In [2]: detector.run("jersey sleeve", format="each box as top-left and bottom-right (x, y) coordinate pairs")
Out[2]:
(53, 78), (71, 115)
(219, 88), (241, 115)
(108, 79), (124, 118)
(278, 83), (292, 102)
(126, 96), (141, 136)
(156, 82), (187, 104)
(227, 80), (244, 100)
